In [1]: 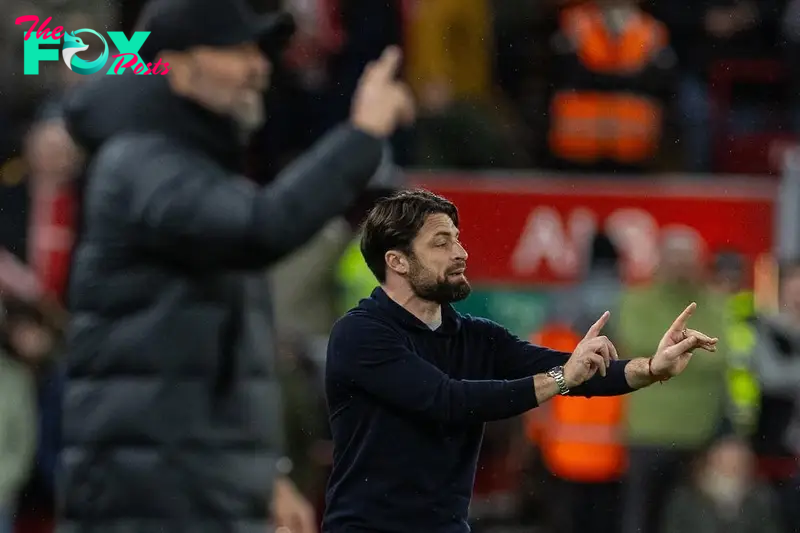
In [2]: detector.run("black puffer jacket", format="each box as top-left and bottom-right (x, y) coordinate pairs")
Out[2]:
(58, 74), (383, 533)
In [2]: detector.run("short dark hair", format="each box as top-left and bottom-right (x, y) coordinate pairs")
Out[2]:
(360, 189), (459, 283)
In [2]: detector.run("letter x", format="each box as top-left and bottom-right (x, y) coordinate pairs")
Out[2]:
(106, 31), (149, 74)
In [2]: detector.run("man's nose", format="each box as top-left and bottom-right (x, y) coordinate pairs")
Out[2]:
(454, 242), (468, 261)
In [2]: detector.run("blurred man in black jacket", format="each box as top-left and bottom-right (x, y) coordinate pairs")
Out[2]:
(58, 0), (414, 531)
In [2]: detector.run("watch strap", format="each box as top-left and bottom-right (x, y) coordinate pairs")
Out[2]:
(547, 365), (570, 395)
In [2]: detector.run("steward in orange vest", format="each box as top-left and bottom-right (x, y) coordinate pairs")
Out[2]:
(526, 323), (627, 483)
(547, 1), (676, 172)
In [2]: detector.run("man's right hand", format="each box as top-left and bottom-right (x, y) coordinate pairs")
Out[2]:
(563, 311), (619, 388)
(350, 46), (415, 138)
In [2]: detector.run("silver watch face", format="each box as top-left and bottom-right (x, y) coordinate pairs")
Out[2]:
(548, 366), (568, 394)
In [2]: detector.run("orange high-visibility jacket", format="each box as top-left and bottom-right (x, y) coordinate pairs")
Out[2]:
(548, 4), (668, 164)
(526, 323), (627, 483)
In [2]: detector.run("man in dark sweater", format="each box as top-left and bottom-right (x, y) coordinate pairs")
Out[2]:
(323, 189), (719, 533)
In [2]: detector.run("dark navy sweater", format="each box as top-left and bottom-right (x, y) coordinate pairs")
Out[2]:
(322, 288), (633, 533)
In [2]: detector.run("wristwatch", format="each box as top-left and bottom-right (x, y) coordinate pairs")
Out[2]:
(547, 366), (570, 396)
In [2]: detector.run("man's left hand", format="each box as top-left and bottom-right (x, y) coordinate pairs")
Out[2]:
(272, 476), (317, 533)
(649, 302), (718, 379)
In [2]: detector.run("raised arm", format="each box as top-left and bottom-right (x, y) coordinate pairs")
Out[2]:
(112, 124), (383, 270)
(326, 314), (542, 424)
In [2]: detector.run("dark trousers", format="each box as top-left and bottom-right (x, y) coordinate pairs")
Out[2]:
(622, 446), (693, 533)
(551, 479), (621, 533)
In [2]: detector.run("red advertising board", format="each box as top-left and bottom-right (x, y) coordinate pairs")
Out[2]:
(411, 174), (778, 285)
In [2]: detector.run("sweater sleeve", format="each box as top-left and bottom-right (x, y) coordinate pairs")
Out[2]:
(484, 318), (635, 397)
(327, 314), (539, 424)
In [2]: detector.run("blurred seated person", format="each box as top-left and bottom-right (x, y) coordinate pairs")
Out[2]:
(650, 0), (787, 173)
(661, 436), (781, 533)
(546, 0), (676, 174)
(404, 0), (530, 168)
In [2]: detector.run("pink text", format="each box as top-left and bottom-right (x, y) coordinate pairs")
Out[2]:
(111, 53), (170, 75)
(15, 15), (64, 41)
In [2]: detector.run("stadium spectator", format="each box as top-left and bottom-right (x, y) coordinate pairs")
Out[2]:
(661, 435), (782, 533)
(0, 249), (65, 533)
(618, 228), (729, 533)
(710, 251), (760, 436)
(752, 260), (800, 531)
(404, 0), (529, 168)
(0, 302), (38, 533)
(650, 0), (787, 172)
(525, 233), (626, 533)
(12, 120), (77, 533)
(546, 0), (676, 173)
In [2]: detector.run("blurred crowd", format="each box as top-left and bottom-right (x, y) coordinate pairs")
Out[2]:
(0, 0), (799, 532)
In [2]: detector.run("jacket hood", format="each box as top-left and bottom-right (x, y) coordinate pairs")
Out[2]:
(64, 74), (244, 169)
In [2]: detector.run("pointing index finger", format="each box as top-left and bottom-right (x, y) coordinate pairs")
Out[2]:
(583, 311), (610, 340)
(670, 302), (697, 333)
(370, 46), (403, 82)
